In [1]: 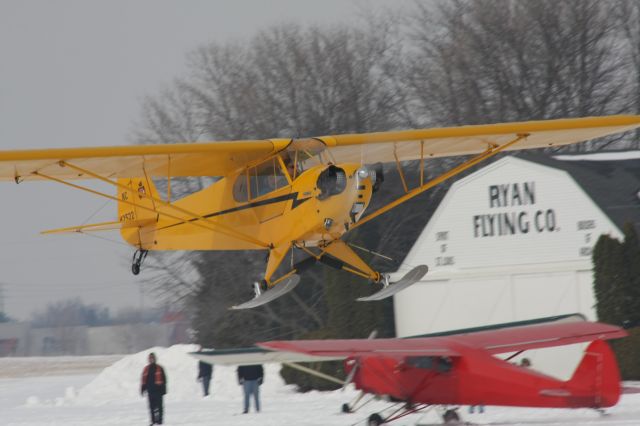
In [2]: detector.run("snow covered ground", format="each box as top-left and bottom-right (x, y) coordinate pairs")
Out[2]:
(1, 345), (639, 426)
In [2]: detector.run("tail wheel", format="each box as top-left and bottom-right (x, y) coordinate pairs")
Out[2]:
(131, 249), (148, 275)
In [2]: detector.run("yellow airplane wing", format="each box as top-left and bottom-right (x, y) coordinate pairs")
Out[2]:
(0, 139), (289, 182)
(309, 115), (640, 163)
(2, 116), (639, 183)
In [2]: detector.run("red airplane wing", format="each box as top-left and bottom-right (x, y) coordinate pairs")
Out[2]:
(259, 319), (625, 358)
(259, 337), (459, 358)
(447, 320), (626, 354)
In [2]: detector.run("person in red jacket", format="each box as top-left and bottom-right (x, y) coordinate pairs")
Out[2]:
(141, 352), (167, 425)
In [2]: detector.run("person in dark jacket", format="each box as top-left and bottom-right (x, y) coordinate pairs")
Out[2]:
(141, 352), (167, 425)
(237, 364), (264, 413)
(198, 361), (213, 396)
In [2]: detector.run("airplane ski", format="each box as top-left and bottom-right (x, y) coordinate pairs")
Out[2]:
(357, 265), (428, 302)
(231, 274), (301, 310)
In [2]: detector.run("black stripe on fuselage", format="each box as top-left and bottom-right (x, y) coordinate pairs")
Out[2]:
(157, 192), (311, 231)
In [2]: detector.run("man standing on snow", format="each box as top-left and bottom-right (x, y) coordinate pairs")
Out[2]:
(141, 352), (167, 425)
(237, 364), (264, 413)
(197, 360), (213, 396)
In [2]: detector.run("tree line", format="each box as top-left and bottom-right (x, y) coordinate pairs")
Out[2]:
(593, 224), (640, 380)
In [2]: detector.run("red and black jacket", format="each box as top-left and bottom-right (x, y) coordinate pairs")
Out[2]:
(141, 363), (167, 395)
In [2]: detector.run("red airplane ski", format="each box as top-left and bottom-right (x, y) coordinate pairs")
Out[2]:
(193, 314), (627, 424)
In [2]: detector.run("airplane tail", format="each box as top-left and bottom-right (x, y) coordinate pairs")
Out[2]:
(566, 339), (621, 408)
(117, 177), (160, 248)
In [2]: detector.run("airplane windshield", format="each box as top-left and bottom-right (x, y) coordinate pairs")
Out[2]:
(233, 157), (289, 202)
(286, 138), (326, 171)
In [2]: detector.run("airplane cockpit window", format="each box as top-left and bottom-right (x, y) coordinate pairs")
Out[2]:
(405, 356), (454, 373)
(406, 356), (434, 370)
(233, 157), (288, 202)
(437, 356), (453, 373)
(285, 141), (324, 176)
(233, 172), (249, 202)
(283, 152), (307, 180)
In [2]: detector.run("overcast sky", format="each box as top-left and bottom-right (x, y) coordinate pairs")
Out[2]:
(0, 0), (408, 320)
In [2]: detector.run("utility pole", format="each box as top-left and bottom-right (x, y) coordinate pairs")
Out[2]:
(0, 282), (5, 316)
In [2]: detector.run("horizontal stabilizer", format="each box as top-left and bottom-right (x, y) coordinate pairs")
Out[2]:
(622, 386), (640, 394)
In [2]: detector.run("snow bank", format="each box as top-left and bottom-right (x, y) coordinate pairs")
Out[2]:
(75, 345), (199, 405)
(74, 345), (290, 406)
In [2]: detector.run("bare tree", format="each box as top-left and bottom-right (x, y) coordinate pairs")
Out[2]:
(132, 21), (404, 346)
(31, 298), (110, 328)
(615, 0), (640, 148)
(404, 0), (629, 152)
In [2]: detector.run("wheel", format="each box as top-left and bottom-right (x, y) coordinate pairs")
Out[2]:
(259, 280), (269, 291)
(132, 262), (140, 275)
(341, 403), (351, 413)
(368, 413), (384, 426)
(443, 408), (460, 423)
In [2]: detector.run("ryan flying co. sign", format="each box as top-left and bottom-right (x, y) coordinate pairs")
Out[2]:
(472, 182), (557, 238)
(405, 157), (623, 272)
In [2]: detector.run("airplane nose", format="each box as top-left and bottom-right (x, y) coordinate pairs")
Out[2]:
(316, 165), (347, 200)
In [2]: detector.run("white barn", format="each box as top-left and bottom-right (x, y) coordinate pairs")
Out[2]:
(393, 153), (640, 377)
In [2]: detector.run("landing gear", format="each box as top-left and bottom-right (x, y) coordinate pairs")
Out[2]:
(367, 413), (384, 426)
(251, 280), (269, 298)
(442, 408), (460, 424)
(356, 265), (429, 302)
(230, 275), (301, 309)
(131, 249), (148, 275)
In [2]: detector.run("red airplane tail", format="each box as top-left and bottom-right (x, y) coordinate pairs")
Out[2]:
(566, 339), (621, 407)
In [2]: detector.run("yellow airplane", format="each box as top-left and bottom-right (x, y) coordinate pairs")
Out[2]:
(1, 116), (639, 308)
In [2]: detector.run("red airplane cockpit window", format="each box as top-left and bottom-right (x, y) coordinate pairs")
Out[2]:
(437, 356), (453, 373)
(406, 356), (434, 370)
(406, 356), (454, 373)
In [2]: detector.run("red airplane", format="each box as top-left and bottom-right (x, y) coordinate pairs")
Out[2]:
(193, 314), (627, 424)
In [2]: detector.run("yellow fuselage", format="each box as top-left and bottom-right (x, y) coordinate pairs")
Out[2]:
(120, 163), (374, 252)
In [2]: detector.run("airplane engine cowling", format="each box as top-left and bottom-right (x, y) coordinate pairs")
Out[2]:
(316, 165), (347, 200)
(371, 162), (384, 192)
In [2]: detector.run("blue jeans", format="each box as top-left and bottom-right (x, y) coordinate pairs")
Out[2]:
(243, 380), (260, 413)
(201, 376), (211, 396)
